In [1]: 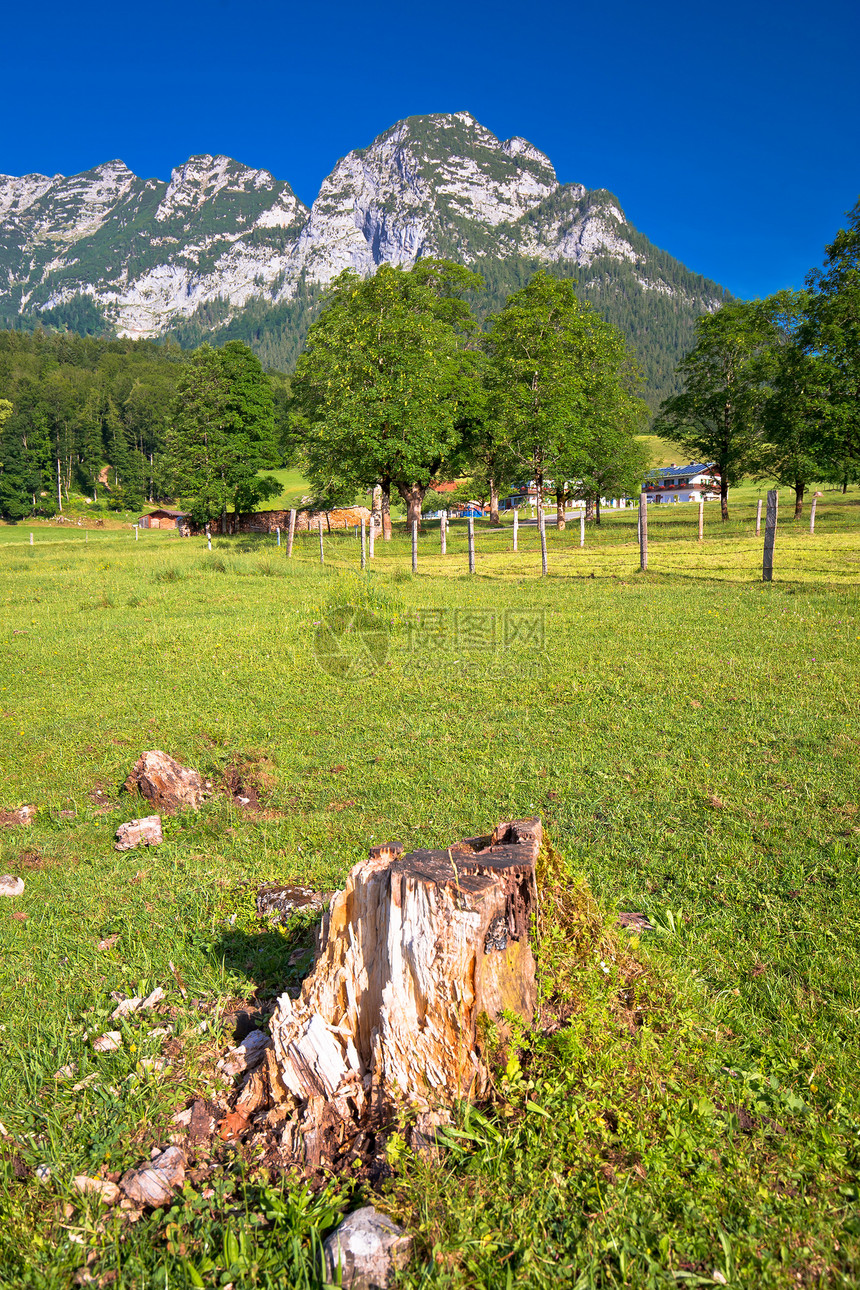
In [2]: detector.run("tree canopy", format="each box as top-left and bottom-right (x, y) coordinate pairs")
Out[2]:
(163, 342), (280, 526)
(483, 273), (646, 524)
(290, 260), (484, 531)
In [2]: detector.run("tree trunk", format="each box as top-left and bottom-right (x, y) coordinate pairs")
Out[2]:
(794, 479), (805, 518)
(555, 487), (566, 530)
(371, 484), (382, 537)
(270, 820), (541, 1140)
(221, 505), (227, 535)
(596, 496), (601, 525)
(397, 483), (426, 530)
(720, 475), (729, 522)
(381, 479), (392, 541)
(585, 498), (596, 522)
(57, 457), (62, 512)
(489, 478), (500, 526)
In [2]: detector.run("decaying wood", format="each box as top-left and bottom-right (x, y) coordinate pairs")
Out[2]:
(270, 819), (541, 1131)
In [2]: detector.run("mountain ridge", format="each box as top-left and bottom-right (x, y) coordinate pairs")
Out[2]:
(0, 111), (730, 404)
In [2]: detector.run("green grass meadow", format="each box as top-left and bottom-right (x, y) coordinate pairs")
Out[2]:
(0, 488), (858, 1288)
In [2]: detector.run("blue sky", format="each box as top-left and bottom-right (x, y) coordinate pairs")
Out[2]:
(1, 0), (857, 299)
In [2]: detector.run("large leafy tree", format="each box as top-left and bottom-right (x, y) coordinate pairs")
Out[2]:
(291, 260), (484, 535)
(164, 342), (280, 528)
(802, 198), (860, 468)
(482, 273), (644, 528)
(654, 300), (778, 521)
(757, 290), (829, 517)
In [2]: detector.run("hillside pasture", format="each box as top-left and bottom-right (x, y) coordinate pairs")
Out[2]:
(0, 489), (858, 1288)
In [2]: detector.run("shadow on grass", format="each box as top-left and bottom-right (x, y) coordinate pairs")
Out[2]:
(211, 915), (322, 999)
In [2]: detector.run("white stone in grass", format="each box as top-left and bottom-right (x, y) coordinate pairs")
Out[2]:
(110, 985), (166, 1021)
(322, 1206), (412, 1289)
(0, 875), (24, 897)
(35, 1163), (52, 1183)
(93, 1031), (123, 1053)
(114, 816), (163, 851)
(73, 1175), (120, 1205)
(119, 1146), (186, 1208)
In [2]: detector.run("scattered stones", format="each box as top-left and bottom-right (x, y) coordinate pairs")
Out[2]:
(217, 1029), (271, 1079)
(73, 1175), (120, 1205)
(93, 1031), (123, 1053)
(0, 805), (36, 828)
(255, 883), (330, 922)
(0, 875), (25, 897)
(322, 1206), (412, 1289)
(124, 750), (209, 814)
(115, 815), (163, 851)
(119, 1146), (186, 1208)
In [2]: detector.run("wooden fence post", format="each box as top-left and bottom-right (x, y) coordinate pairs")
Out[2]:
(580, 510), (585, 548)
(318, 518), (324, 566)
(639, 494), (648, 572)
(762, 488), (778, 581)
(698, 499), (704, 542)
(468, 517), (475, 574)
(412, 520), (418, 572)
(512, 507), (518, 552)
(755, 498), (762, 537)
(810, 498), (818, 534)
(287, 508), (296, 557)
(440, 511), (447, 555)
(360, 518), (366, 569)
(29, 533), (33, 546)
(369, 518), (375, 559)
(276, 526), (280, 547)
(539, 502), (548, 577)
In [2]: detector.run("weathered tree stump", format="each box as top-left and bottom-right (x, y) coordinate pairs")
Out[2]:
(270, 819), (541, 1129)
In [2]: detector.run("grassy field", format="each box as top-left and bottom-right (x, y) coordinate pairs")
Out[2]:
(0, 487), (858, 1288)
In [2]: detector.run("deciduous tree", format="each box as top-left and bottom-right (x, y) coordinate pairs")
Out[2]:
(291, 260), (483, 535)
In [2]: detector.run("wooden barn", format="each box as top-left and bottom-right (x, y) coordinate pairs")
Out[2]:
(137, 509), (187, 530)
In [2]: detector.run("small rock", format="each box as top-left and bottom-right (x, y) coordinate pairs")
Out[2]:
(110, 985), (164, 1021)
(73, 1175), (120, 1205)
(111, 996), (142, 1020)
(119, 1146), (186, 1208)
(54, 1063), (78, 1082)
(124, 750), (208, 814)
(0, 875), (25, 898)
(323, 1206), (412, 1289)
(93, 1031), (123, 1053)
(171, 1107), (193, 1128)
(35, 1163), (52, 1183)
(115, 816), (163, 851)
(97, 934), (120, 951)
(255, 883), (330, 921)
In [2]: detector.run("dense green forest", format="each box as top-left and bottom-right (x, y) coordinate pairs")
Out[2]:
(0, 331), (290, 520)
